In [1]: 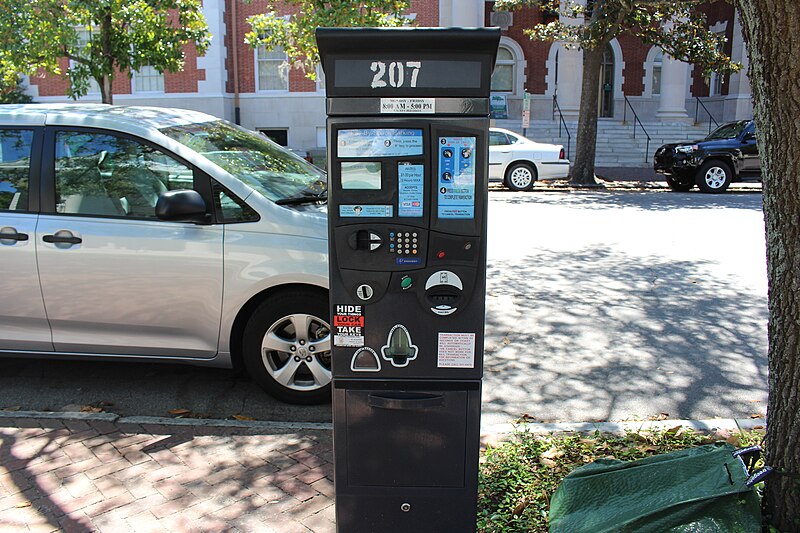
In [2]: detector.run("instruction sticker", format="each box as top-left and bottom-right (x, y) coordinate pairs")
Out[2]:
(398, 163), (424, 217)
(437, 332), (476, 368)
(334, 304), (365, 347)
(337, 129), (423, 158)
(339, 205), (393, 218)
(437, 137), (476, 219)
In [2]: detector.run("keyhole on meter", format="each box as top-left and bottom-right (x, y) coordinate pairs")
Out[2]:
(356, 284), (374, 301)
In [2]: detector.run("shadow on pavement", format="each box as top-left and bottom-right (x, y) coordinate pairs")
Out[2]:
(482, 245), (768, 424)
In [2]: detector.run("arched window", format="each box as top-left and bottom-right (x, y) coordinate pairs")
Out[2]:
(652, 50), (663, 96)
(491, 45), (515, 92)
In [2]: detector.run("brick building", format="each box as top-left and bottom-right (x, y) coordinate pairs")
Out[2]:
(25, 0), (751, 157)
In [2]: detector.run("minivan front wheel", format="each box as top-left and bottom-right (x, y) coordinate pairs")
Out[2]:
(243, 290), (332, 404)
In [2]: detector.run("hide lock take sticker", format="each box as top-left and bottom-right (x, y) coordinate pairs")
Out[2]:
(333, 305), (365, 347)
(437, 332), (476, 368)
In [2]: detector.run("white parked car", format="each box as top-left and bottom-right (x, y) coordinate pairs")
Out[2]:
(0, 104), (330, 404)
(489, 127), (570, 190)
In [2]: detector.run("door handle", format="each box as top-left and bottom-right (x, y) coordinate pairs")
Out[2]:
(43, 233), (82, 245)
(0, 228), (28, 242)
(368, 393), (445, 410)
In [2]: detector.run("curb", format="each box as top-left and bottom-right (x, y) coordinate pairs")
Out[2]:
(479, 418), (765, 437)
(0, 410), (763, 436)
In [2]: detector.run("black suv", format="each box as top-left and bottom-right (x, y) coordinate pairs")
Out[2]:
(653, 120), (760, 193)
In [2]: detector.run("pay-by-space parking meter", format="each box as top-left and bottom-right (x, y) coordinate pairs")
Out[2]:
(317, 27), (500, 532)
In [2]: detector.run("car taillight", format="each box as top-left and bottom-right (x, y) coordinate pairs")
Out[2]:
(559, 148), (566, 160)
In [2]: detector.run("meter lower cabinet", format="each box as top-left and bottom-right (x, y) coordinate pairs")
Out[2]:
(333, 382), (481, 532)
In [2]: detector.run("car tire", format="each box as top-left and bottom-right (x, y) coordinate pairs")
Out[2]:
(504, 162), (537, 191)
(242, 289), (332, 405)
(695, 160), (732, 193)
(666, 175), (694, 192)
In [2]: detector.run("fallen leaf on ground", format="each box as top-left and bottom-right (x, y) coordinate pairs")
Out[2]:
(541, 447), (564, 460)
(15, 502), (31, 508)
(232, 415), (255, 421)
(2, 406), (20, 411)
(539, 457), (558, 467)
(512, 497), (530, 516)
(502, 337), (510, 345)
(81, 405), (103, 413)
(168, 408), (191, 416)
(750, 413), (763, 418)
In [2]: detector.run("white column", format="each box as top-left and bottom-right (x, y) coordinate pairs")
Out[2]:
(439, 0), (484, 27)
(554, 0), (584, 119)
(725, 9), (753, 120)
(656, 54), (690, 121)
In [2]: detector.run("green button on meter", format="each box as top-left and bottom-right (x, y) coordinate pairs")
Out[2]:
(400, 275), (413, 290)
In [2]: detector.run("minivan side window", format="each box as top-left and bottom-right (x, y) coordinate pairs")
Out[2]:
(0, 129), (34, 212)
(54, 131), (193, 218)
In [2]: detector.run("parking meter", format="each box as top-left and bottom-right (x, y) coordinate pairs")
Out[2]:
(317, 27), (500, 532)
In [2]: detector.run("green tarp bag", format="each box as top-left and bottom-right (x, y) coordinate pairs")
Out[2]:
(549, 443), (761, 533)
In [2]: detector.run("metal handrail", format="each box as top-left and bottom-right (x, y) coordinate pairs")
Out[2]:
(552, 95), (572, 160)
(622, 95), (651, 163)
(694, 97), (720, 135)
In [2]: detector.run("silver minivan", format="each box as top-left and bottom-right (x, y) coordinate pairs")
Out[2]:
(0, 104), (331, 404)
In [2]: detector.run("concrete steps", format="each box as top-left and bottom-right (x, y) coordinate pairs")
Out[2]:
(494, 119), (713, 168)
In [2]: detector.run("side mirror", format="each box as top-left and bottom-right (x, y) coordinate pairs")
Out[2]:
(743, 131), (756, 142)
(156, 189), (210, 224)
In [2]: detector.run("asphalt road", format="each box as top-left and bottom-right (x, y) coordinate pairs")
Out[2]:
(0, 189), (768, 426)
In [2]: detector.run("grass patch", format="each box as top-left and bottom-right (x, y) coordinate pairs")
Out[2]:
(477, 424), (764, 533)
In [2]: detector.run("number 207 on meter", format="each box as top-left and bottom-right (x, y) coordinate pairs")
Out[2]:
(371, 61), (421, 88)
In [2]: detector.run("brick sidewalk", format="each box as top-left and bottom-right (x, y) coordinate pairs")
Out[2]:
(0, 418), (335, 532)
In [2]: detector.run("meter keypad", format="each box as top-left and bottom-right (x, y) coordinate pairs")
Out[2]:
(389, 231), (419, 256)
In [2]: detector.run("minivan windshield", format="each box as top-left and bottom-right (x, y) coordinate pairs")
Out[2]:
(160, 120), (326, 203)
(705, 121), (750, 141)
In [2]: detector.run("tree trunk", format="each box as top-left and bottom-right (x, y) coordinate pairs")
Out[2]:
(736, 1), (800, 530)
(569, 44), (605, 186)
(99, 75), (113, 105)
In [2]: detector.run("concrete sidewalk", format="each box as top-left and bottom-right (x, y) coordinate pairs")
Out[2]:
(0, 416), (335, 532)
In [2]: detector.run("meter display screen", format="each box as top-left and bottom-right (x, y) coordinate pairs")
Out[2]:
(437, 137), (476, 219)
(338, 129), (423, 158)
(341, 161), (382, 190)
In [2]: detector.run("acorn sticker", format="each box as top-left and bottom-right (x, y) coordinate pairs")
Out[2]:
(380, 324), (419, 368)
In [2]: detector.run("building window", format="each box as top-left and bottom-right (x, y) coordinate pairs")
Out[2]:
(74, 28), (100, 94)
(709, 32), (726, 96)
(316, 64), (325, 92)
(132, 65), (164, 93)
(491, 46), (515, 92)
(258, 129), (288, 146)
(652, 50), (662, 96)
(256, 43), (289, 91)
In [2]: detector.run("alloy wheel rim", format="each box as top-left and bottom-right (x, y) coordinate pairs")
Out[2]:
(510, 167), (533, 188)
(260, 313), (332, 391)
(704, 167), (727, 189)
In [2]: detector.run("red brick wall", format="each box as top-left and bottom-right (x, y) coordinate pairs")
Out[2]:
(165, 42), (206, 93)
(691, 1), (736, 97)
(31, 58), (133, 98)
(410, 0), (438, 26)
(618, 34), (648, 96)
(485, 3), (551, 94)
